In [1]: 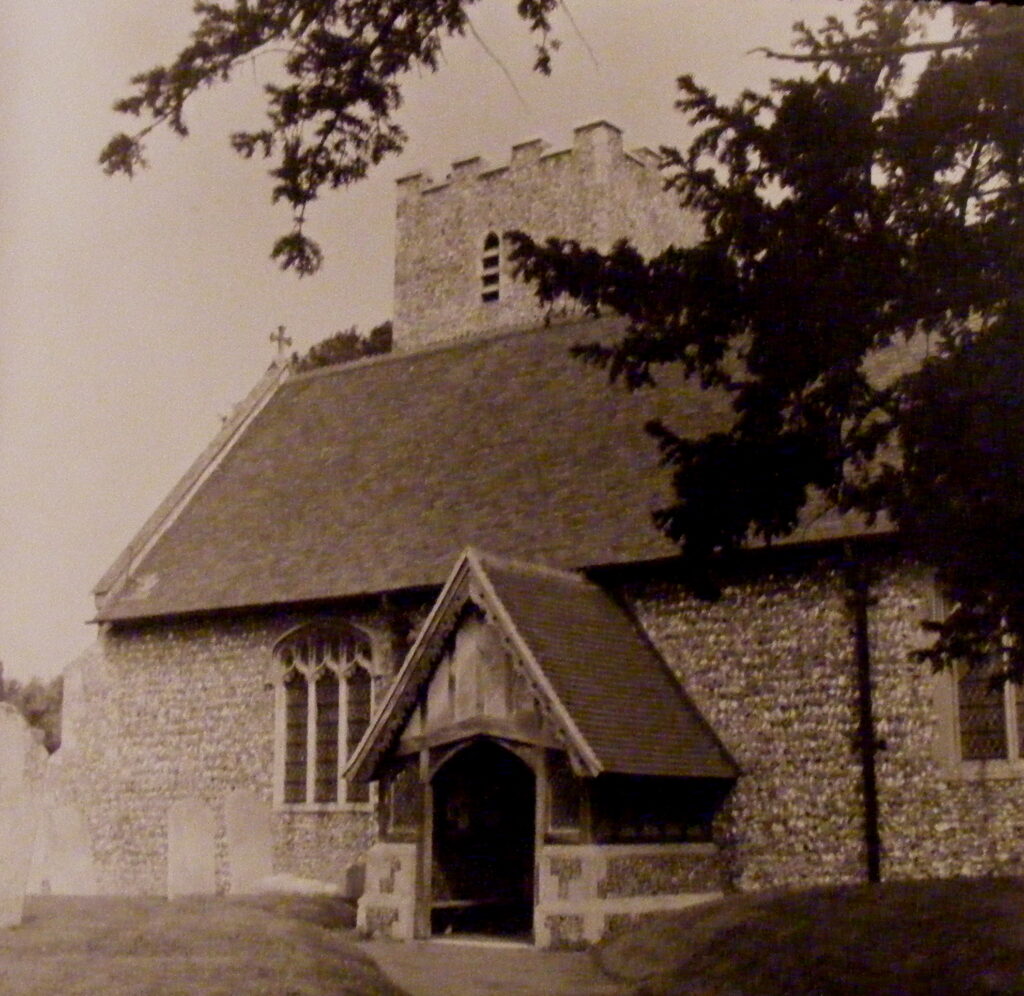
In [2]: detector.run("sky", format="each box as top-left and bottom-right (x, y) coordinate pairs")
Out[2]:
(0, 0), (867, 681)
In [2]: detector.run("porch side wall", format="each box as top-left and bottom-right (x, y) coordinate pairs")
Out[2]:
(535, 842), (725, 947)
(357, 841), (419, 939)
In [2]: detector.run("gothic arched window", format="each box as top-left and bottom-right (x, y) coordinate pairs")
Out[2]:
(275, 623), (373, 806)
(481, 232), (501, 303)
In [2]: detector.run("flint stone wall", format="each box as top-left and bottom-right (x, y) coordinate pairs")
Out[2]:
(630, 552), (1024, 890)
(536, 843), (722, 948)
(49, 609), (404, 894)
(51, 547), (1024, 899)
(870, 568), (1024, 879)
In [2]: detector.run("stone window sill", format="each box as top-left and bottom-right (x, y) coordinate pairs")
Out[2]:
(276, 801), (376, 814)
(944, 759), (1024, 781)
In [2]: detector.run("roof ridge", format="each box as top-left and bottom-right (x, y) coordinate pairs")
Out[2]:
(284, 312), (624, 387)
(467, 547), (591, 586)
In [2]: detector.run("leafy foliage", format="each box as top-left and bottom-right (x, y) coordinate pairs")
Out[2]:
(293, 319), (392, 371)
(100, 0), (560, 274)
(0, 662), (63, 753)
(509, 1), (1024, 677)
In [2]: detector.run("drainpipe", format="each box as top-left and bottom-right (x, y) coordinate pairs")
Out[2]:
(844, 553), (882, 883)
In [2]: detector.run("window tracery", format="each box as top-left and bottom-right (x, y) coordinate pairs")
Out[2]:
(275, 623), (373, 806)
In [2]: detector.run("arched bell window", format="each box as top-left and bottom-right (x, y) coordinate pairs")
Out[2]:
(275, 623), (373, 806)
(481, 232), (501, 303)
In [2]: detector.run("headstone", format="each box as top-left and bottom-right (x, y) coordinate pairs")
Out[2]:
(167, 798), (216, 898)
(0, 706), (40, 927)
(0, 793), (39, 926)
(224, 789), (273, 894)
(28, 803), (97, 895)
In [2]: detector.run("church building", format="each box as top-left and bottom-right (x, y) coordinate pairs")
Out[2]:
(48, 122), (1024, 948)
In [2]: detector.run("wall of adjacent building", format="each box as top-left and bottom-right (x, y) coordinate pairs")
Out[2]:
(392, 121), (700, 351)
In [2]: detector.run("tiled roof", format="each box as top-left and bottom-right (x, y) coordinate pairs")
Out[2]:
(349, 549), (738, 780)
(93, 361), (291, 603)
(95, 318), (731, 622)
(475, 552), (738, 778)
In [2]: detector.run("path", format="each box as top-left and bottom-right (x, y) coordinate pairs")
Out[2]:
(358, 937), (632, 996)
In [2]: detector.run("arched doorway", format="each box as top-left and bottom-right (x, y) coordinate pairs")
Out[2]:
(430, 740), (535, 938)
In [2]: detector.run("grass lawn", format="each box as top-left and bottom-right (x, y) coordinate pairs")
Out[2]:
(596, 877), (1024, 996)
(0, 894), (408, 996)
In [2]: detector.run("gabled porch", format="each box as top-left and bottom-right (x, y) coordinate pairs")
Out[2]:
(347, 549), (738, 947)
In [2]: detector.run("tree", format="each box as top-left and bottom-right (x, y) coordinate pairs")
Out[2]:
(102, 1), (1024, 675)
(0, 669), (63, 753)
(508, 0), (1024, 678)
(100, 0), (561, 275)
(293, 319), (392, 371)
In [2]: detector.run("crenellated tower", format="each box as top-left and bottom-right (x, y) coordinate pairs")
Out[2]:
(392, 121), (700, 351)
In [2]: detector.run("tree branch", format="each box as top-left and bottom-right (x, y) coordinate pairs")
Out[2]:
(751, 26), (1024, 63)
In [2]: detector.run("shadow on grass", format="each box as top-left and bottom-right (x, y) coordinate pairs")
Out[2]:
(596, 877), (1024, 996)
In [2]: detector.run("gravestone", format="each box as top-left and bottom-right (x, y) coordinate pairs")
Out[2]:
(0, 794), (39, 926)
(28, 803), (97, 895)
(224, 789), (273, 894)
(0, 706), (40, 926)
(167, 798), (216, 898)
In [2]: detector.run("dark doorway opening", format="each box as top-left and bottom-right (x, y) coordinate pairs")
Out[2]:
(431, 740), (535, 938)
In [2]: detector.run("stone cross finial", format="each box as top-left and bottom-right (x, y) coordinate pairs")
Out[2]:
(270, 325), (292, 357)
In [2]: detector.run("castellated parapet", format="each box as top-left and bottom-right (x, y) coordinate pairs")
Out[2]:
(393, 121), (700, 351)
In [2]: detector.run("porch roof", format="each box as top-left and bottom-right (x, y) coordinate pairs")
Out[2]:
(348, 549), (738, 782)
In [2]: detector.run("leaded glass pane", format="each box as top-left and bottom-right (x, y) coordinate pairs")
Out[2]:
(958, 667), (1008, 761)
(386, 759), (421, 834)
(314, 671), (340, 802)
(284, 673), (308, 803)
(346, 668), (372, 802)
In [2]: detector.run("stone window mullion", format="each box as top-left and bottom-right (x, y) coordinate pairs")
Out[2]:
(1007, 682), (1021, 764)
(338, 667), (350, 803)
(305, 669), (318, 804)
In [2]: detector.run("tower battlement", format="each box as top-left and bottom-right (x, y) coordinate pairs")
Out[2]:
(393, 122), (699, 351)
